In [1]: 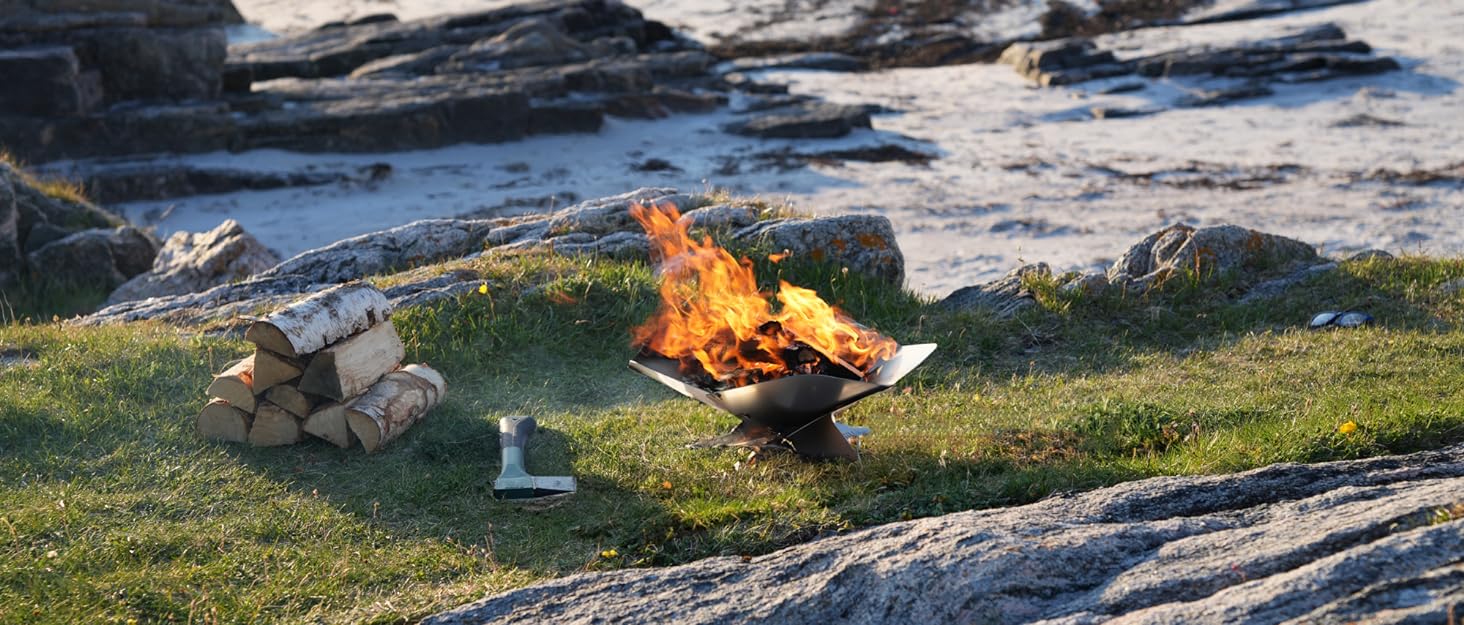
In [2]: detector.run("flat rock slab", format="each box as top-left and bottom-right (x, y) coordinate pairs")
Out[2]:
(425, 444), (1464, 625)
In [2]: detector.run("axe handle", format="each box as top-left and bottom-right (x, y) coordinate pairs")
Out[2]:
(499, 415), (536, 453)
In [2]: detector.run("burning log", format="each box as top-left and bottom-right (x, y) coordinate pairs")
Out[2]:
(628, 202), (897, 390)
(205, 356), (256, 413)
(298, 320), (406, 401)
(346, 364), (446, 453)
(197, 399), (251, 443)
(244, 282), (392, 358)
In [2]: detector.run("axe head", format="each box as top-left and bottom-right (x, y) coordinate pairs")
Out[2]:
(493, 415), (577, 500)
(492, 474), (576, 500)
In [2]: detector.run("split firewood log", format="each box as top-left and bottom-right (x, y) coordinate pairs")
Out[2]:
(302, 400), (358, 449)
(245, 282), (392, 358)
(265, 384), (318, 419)
(346, 364), (446, 453)
(198, 399), (252, 443)
(205, 356), (256, 413)
(253, 349), (305, 392)
(248, 401), (302, 447)
(298, 321), (405, 401)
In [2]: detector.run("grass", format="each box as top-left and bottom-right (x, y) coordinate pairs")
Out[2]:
(2, 251), (1463, 624)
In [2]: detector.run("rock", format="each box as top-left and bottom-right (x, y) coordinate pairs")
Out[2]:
(725, 102), (873, 139)
(1438, 278), (1464, 297)
(1058, 270), (1108, 297)
(719, 52), (866, 73)
(25, 225), (159, 289)
(543, 187), (687, 237)
(73, 164), (350, 204)
(0, 1), (244, 29)
(259, 218), (497, 284)
(941, 263), (1049, 317)
(1238, 261), (1338, 304)
(1347, 249), (1394, 261)
(732, 214), (903, 284)
(84, 26), (227, 102)
(0, 46), (98, 116)
(1107, 224), (1319, 292)
(105, 219), (280, 305)
(438, 19), (632, 73)
(1005, 23), (1398, 91)
(79, 274), (320, 325)
(683, 204), (758, 231)
(0, 173), (20, 282)
(426, 444), (1464, 625)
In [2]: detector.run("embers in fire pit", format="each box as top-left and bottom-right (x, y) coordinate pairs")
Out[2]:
(682, 321), (864, 391)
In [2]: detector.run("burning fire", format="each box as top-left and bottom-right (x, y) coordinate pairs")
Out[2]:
(630, 201), (898, 387)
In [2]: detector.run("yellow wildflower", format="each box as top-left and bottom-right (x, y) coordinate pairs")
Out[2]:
(478, 283), (489, 295)
(600, 548), (619, 558)
(1338, 420), (1358, 435)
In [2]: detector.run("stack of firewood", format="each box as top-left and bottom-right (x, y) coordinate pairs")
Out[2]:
(197, 283), (447, 453)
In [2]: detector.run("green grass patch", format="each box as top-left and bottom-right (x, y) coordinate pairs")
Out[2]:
(2, 253), (1463, 623)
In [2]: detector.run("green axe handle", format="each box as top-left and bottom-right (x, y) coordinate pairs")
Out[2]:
(498, 415), (536, 480)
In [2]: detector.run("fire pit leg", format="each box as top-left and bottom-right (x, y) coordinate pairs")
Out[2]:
(781, 414), (859, 461)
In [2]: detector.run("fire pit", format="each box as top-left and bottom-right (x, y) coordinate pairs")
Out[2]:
(630, 343), (935, 460)
(625, 201), (937, 460)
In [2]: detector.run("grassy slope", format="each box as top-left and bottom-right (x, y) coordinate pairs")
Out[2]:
(1, 252), (1462, 624)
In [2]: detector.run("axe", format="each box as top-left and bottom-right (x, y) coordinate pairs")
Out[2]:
(493, 416), (576, 500)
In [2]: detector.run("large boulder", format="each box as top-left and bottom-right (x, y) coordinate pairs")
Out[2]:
(24, 225), (159, 289)
(0, 46), (99, 116)
(105, 219), (280, 305)
(0, 162), (126, 285)
(1107, 224), (1318, 292)
(732, 214), (904, 284)
(940, 263), (1049, 317)
(258, 219), (498, 284)
(425, 443), (1464, 625)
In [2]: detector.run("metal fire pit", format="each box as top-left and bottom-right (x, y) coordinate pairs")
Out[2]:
(629, 343), (937, 460)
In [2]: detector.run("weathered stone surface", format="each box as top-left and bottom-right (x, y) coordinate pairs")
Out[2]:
(25, 225), (158, 289)
(0, 46), (97, 116)
(683, 204), (758, 231)
(732, 214), (903, 284)
(1107, 224), (1318, 292)
(438, 18), (633, 73)
(106, 219), (279, 305)
(1237, 261), (1337, 304)
(258, 219), (497, 284)
(83, 25), (227, 102)
(543, 187), (687, 237)
(1004, 23), (1397, 95)
(941, 263), (1049, 317)
(725, 102), (873, 139)
(0, 162), (124, 265)
(0, 172), (21, 282)
(1057, 270), (1109, 297)
(0, 1), (243, 29)
(73, 164), (350, 204)
(720, 51), (866, 73)
(425, 443), (1464, 625)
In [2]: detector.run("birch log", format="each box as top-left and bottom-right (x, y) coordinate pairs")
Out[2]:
(244, 282), (392, 358)
(346, 364), (446, 453)
(253, 349), (305, 391)
(298, 320), (405, 401)
(303, 401), (358, 448)
(198, 400), (252, 443)
(265, 384), (318, 418)
(248, 401), (303, 447)
(205, 356), (256, 413)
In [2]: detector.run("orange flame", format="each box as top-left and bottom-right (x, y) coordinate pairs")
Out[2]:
(630, 201), (897, 387)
